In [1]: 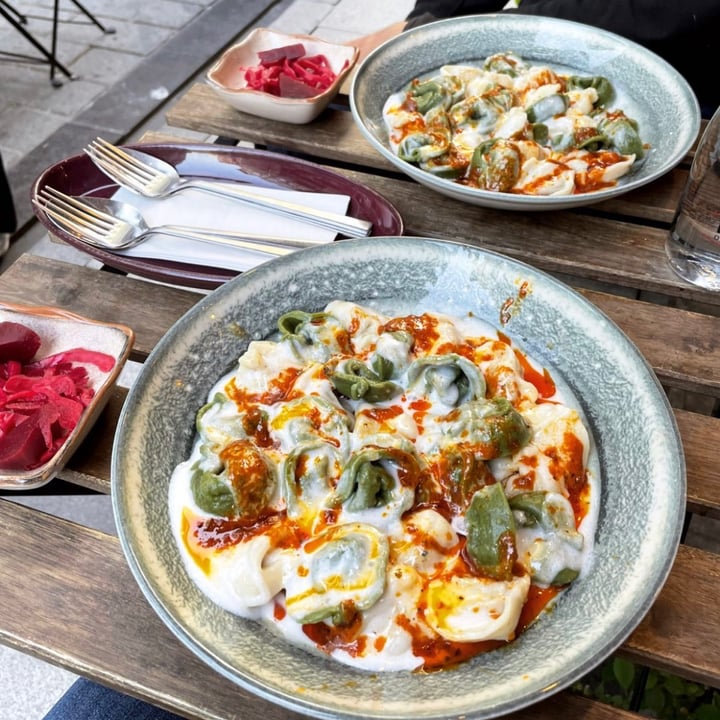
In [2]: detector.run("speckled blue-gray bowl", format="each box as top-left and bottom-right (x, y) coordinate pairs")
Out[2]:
(350, 14), (700, 211)
(112, 237), (685, 719)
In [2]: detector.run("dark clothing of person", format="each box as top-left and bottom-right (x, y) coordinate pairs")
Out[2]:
(405, 0), (719, 117)
(43, 678), (185, 720)
(0, 152), (17, 234)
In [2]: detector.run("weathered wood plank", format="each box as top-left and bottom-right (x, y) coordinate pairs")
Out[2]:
(163, 100), (714, 303)
(0, 499), (705, 720)
(329, 169), (706, 304)
(58, 386), (127, 494)
(624, 544), (720, 688)
(0, 255), (202, 358)
(580, 289), (720, 396)
(676, 410), (720, 516)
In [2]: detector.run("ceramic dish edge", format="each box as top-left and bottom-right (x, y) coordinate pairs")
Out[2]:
(111, 237), (685, 719)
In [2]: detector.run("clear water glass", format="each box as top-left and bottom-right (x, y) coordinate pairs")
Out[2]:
(666, 106), (720, 289)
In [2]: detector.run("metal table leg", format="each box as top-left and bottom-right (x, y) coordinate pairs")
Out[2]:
(0, 0), (116, 86)
(0, 0), (75, 86)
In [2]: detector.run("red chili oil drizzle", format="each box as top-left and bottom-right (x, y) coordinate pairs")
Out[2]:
(435, 341), (475, 361)
(408, 397), (431, 434)
(495, 330), (556, 399)
(220, 439), (273, 520)
(357, 404), (404, 433)
(185, 511), (305, 554)
(380, 313), (440, 354)
(226, 366), (301, 407)
(302, 609), (367, 658)
(397, 612), (505, 671)
(573, 151), (628, 194)
(298, 574), (562, 672)
(550, 433), (591, 523)
(516, 584), (562, 634)
(241, 406), (274, 448)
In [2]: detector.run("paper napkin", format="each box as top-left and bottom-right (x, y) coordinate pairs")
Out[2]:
(112, 183), (351, 272)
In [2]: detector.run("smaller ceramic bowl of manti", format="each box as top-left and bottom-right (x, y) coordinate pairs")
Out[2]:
(350, 15), (700, 210)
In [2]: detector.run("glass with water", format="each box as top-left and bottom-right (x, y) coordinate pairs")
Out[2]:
(666, 106), (720, 289)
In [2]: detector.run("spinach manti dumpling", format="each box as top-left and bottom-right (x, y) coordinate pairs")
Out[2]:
(566, 74), (614, 107)
(282, 440), (343, 523)
(468, 138), (522, 192)
(278, 309), (348, 362)
(195, 392), (247, 454)
(424, 481), (531, 642)
(441, 397), (531, 459)
(449, 88), (514, 135)
(325, 356), (401, 403)
(600, 114), (645, 160)
(509, 491), (585, 585)
(271, 394), (351, 450)
(330, 439), (421, 514)
(396, 105), (452, 164)
(191, 438), (276, 520)
(283, 522), (389, 625)
(407, 353), (485, 407)
(464, 481), (517, 580)
(406, 75), (462, 114)
(525, 92), (569, 124)
(483, 51), (528, 77)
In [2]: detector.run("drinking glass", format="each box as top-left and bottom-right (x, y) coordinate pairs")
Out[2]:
(666, 106), (720, 289)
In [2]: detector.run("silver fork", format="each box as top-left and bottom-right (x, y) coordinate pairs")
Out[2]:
(34, 187), (313, 257)
(84, 138), (373, 239)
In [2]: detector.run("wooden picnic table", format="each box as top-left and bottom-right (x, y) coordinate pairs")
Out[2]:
(0, 75), (718, 720)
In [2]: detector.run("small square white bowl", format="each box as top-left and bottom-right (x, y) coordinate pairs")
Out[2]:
(0, 302), (134, 490)
(206, 28), (358, 124)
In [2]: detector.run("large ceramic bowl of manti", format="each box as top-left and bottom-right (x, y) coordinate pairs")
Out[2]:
(112, 236), (684, 719)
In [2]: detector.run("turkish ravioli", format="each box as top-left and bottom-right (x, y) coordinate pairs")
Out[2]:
(169, 301), (598, 672)
(382, 52), (645, 196)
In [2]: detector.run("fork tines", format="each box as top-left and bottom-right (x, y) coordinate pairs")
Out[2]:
(34, 187), (114, 240)
(85, 137), (158, 187)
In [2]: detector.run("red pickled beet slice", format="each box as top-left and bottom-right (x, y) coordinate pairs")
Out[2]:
(257, 43), (306, 64)
(26, 348), (116, 373)
(0, 406), (58, 470)
(0, 321), (41, 363)
(242, 46), (339, 98)
(278, 73), (322, 99)
(0, 320), (116, 471)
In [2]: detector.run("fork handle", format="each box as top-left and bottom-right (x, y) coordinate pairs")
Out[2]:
(166, 225), (324, 250)
(183, 180), (373, 239)
(161, 226), (295, 256)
